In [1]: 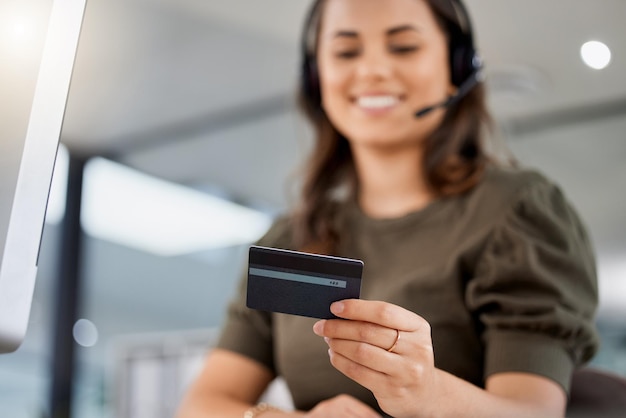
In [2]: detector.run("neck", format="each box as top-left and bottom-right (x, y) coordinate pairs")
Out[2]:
(351, 144), (435, 219)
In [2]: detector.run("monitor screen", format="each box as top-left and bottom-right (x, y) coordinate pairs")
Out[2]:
(0, 0), (86, 353)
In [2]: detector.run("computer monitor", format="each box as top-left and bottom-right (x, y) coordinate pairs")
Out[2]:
(0, 0), (86, 353)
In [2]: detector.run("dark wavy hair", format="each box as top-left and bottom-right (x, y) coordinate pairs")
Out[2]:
(293, 0), (493, 252)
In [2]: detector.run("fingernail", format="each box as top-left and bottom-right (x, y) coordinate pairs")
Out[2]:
(331, 301), (344, 313)
(324, 336), (330, 345)
(313, 320), (325, 335)
(327, 348), (333, 358)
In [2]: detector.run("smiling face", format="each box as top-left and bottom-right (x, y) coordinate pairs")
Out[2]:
(316, 0), (454, 149)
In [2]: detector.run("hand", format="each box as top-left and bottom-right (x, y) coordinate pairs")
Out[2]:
(313, 300), (437, 418)
(303, 394), (382, 418)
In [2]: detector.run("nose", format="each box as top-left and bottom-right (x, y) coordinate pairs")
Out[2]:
(355, 47), (393, 81)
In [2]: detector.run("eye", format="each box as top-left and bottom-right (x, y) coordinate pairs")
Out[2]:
(335, 49), (361, 59)
(390, 45), (419, 54)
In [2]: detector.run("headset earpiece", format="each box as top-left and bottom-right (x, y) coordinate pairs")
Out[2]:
(299, 0), (324, 113)
(302, 57), (321, 109)
(448, 0), (482, 89)
(451, 43), (478, 87)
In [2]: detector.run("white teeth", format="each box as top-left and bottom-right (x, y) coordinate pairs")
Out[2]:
(357, 95), (398, 109)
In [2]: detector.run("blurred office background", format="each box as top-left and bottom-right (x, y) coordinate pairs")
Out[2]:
(1, 0), (625, 416)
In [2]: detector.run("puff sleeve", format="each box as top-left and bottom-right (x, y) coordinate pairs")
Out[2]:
(466, 176), (600, 392)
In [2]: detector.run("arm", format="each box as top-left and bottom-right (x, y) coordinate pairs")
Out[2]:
(175, 349), (382, 418)
(175, 349), (277, 418)
(435, 371), (565, 418)
(486, 372), (565, 415)
(314, 300), (566, 418)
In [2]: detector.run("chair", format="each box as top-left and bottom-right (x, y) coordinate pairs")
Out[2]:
(566, 367), (626, 418)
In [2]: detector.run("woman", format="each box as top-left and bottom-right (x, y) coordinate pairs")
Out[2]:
(177, 0), (599, 417)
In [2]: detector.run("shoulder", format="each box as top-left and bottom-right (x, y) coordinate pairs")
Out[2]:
(474, 164), (555, 203)
(464, 164), (594, 262)
(465, 164), (565, 222)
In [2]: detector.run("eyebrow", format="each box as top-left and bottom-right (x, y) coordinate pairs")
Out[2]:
(386, 24), (420, 36)
(333, 30), (358, 39)
(332, 24), (421, 39)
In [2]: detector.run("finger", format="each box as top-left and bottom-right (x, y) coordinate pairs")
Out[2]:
(327, 347), (387, 394)
(330, 299), (426, 332)
(327, 338), (398, 375)
(314, 319), (400, 352)
(339, 395), (382, 418)
(310, 395), (382, 418)
(347, 403), (382, 418)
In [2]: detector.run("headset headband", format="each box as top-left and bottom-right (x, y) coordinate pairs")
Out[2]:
(302, 0), (475, 55)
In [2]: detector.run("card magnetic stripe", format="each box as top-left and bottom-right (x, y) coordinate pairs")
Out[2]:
(248, 267), (347, 288)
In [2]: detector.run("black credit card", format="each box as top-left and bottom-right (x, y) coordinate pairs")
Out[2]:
(246, 245), (363, 319)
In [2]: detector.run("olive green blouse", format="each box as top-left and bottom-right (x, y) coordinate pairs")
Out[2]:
(217, 166), (599, 412)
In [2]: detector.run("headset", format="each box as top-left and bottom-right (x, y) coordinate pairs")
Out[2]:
(299, 0), (484, 119)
